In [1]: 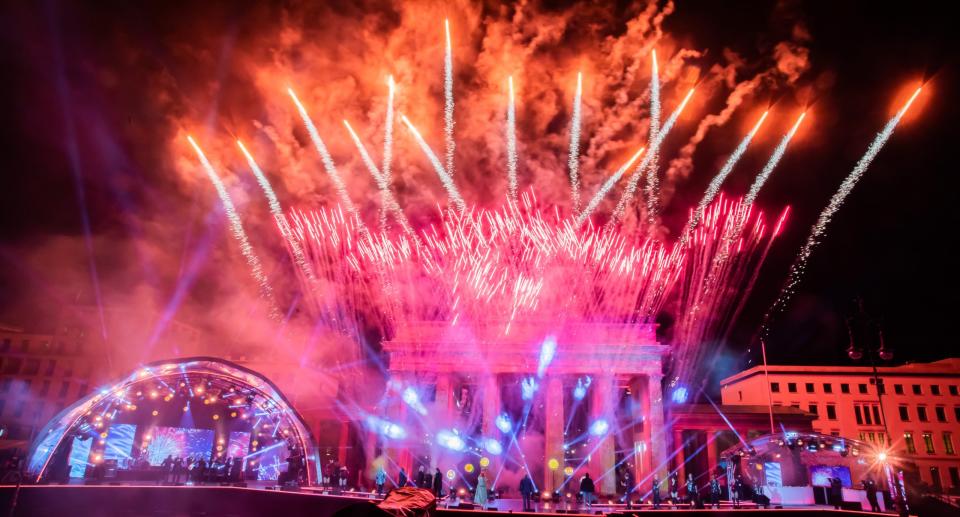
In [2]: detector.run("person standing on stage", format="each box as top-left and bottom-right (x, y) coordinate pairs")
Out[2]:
(580, 472), (596, 508)
(620, 466), (634, 508)
(519, 472), (535, 512)
(685, 473), (698, 508)
(710, 476), (721, 509)
(669, 473), (680, 508)
(732, 475), (743, 508)
(416, 465), (426, 488)
(375, 466), (386, 495)
(474, 471), (489, 507)
(398, 467), (408, 488)
(863, 475), (880, 512)
(652, 475), (662, 509)
(433, 468), (443, 497)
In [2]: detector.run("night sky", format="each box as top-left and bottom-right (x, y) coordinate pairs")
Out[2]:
(0, 1), (954, 376)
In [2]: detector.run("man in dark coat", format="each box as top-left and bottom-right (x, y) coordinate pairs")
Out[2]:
(398, 467), (408, 488)
(433, 468), (443, 497)
(580, 472), (596, 508)
(416, 465), (426, 488)
(652, 475), (662, 509)
(830, 477), (844, 510)
(519, 473), (535, 511)
(710, 476), (722, 509)
(863, 475), (880, 512)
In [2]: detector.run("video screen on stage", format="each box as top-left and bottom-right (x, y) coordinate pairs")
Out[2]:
(809, 465), (852, 488)
(254, 442), (290, 480)
(68, 436), (93, 478)
(145, 426), (215, 465)
(227, 431), (251, 459)
(103, 424), (137, 463)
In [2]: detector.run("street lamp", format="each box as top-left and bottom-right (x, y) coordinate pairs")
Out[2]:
(846, 313), (894, 447)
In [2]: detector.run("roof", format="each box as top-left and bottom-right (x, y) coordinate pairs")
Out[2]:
(721, 357), (960, 386)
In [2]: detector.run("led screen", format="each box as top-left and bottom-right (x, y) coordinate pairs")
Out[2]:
(227, 431), (251, 459)
(145, 427), (214, 465)
(68, 436), (93, 478)
(103, 424), (137, 462)
(809, 465), (852, 488)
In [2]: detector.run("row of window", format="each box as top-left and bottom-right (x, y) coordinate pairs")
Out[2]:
(0, 379), (87, 400)
(0, 337), (84, 354)
(0, 398), (59, 423)
(898, 404), (960, 424)
(0, 357), (88, 378)
(903, 431), (956, 456)
(770, 380), (960, 397)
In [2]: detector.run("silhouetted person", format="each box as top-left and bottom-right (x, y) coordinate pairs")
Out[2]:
(620, 467), (634, 508)
(416, 465), (425, 488)
(433, 468), (443, 497)
(863, 475), (880, 512)
(710, 476), (721, 509)
(669, 473), (680, 508)
(398, 467), (407, 488)
(580, 472), (596, 508)
(161, 455), (173, 483)
(173, 458), (184, 484)
(519, 473), (535, 511)
(732, 475), (743, 508)
(652, 475), (662, 509)
(830, 477), (843, 510)
(686, 473), (697, 507)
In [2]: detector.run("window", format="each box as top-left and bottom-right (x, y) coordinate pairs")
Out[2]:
(841, 383), (850, 394)
(771, 382), (781, 393)
(790, 403), (801, 409)
(809, 404), (819, 415)
(855, 405), (864, 425)
(894, 384), (904, 395)
(955, 407), (960, 422)
(899, 406), (910, 421)
(738, 390), (742, 402)
(788, 382), (798, 393)
(826, 404), (837, 420)
(950, 385), (958, 396)
(872, 405), (882, 425)
(919, 406), (929, 422)
(58, 381), (70, 398)
(40, 380), (50, 396)
(945, 432), (956, 455)
(913, 384), (923, 395)
(932, 385), (942, 396)
(905, 432), (917, 454)
(20, 380), (31, 394)
(2, 358), (21, 374)
(45, 360), (56, 376)
(859, 384), (868, 394)
(824, 383), (833, 394)
(20, 339), (29, 352)
(936, 407), (947, 422)
(78, 383), (89, 395)
(864, 405), (874, 425)
(806, 383), (815, 393)
(0, 338), (9, 352)
(0, 400), (4, 416)
(13, 401), (24, 417)
(923, 432), (936, 454)
(23, 358), (40, 375)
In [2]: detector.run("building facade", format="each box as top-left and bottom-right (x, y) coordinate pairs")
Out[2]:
(720, 358), (960, 493)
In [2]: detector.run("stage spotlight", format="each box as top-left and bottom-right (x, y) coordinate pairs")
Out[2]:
(484, 438), (503, 455)
(495, 414), (512, 434)
(671, 386), (689, 404)
(536, 336), (557, 378)
(521, 377), (539, 400)
(437, 430), (466, 452)
(589, 419), (609, 436)
(573, 376), (592, 401)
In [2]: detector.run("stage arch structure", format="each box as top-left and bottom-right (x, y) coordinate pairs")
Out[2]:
(26, 357), (321, 484)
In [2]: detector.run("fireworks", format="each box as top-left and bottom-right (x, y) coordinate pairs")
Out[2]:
(187, 136), (278, 318)
(762, 87), (923, 335)
(399, 114), (466, 212)
(745, 112), (806, 206)
(444, 19), (456, 178)
(567, 72), (584, 215)
(382, 76), (397, 229)
(506, 76), (519, 203)
(644, 50), (661, 225)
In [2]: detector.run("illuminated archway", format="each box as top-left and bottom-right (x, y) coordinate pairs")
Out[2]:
(26, 357), (320, 484)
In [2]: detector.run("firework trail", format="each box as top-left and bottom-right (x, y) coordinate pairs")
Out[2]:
(287, 88), (361, 221)
(606, 88), (695, 224)
(236, 139), (317, 284)
(761, 87), (921, 335)
(745, 112), (806, 205)
(342, 119), (417, 237)
(576, 147), (645, 226)
(684, 111), (768, 240)
(400, 114), (466, 212)
(568, 72), (583, 214)
(444, 19), (455, 178)
(186, 136), (278, 318)
(644, 50), (661, 224)
(382, 76), (396, 229)
(506, 76), (519, 202)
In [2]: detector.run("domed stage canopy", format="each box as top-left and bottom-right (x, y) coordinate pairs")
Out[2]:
(26, 357), (320, 485)
(720, 431), (890, 508)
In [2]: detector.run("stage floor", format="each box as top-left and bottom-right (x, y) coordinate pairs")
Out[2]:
(0, 483), (886, 517)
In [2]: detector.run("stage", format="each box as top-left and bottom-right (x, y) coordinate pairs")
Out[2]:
(0, 484), (887, 516)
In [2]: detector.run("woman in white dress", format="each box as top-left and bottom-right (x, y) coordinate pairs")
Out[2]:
(474, 471), (488, 506)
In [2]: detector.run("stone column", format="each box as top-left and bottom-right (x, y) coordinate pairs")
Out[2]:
(647, 373), (667, 480)
(673, 429), (685, 482)
(591, 375), (616, 493)
(630, 376), (649, 488)
(705, 430), (719, 478)
(544, 376), (565, 494)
